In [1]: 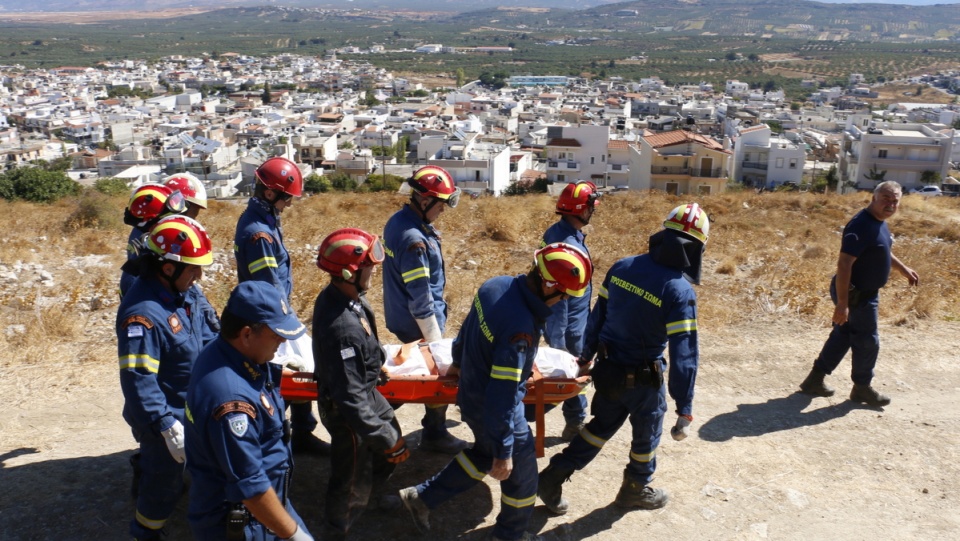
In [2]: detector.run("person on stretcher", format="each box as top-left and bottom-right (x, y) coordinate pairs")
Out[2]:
(383, 339), (579, 380)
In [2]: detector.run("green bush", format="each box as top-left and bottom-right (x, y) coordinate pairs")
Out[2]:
(304, 173), (330, 194)
(0, 167), (82, 203)
(94, 177), (131, 196)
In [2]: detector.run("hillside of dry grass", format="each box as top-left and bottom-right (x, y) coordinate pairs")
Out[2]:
(1, 189), (958, 359)
(2, 189), (960, 540)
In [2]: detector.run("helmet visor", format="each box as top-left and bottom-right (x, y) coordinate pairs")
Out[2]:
(440, 187), (462, 209)
(367, 236), (386, 266)
(165, 190), (187, 214)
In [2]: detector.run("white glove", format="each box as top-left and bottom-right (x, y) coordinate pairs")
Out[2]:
(415, 315), (443, 343)
(285, 525), (314, 541)
(281, 357), (308, 372)
(162, 420), (186, 463)
(671, 415), (692, 441)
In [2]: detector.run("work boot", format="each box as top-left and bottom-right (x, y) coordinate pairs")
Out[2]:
(491, 532), (544, 541)
(129, 452), (142, 501)
(538, 464), (573, 515)
(561, 421), (585, 442)
(799, 368), (835, 397)
(399, 487), (430, 532)
(849, 384), (891, 407)
(291, 431), (331, 456)
(614, 475), (669, 510)
(419, 432), (469, 454)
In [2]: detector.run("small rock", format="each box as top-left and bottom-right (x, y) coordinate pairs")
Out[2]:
(464, 259), (479, 270)
(5, 324), (26, 337)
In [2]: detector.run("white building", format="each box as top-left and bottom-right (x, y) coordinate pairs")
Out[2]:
(729, 124), (805, 189)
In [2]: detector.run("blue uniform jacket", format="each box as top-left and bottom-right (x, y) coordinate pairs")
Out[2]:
(117, 275), (219, 436)
(582, 254), (699, 416)
(234, 197), (292, 300)
(541, 218), (592, 356)
(185, 337), (292, 531)
(452, 274), (552, 460)
(312, 285), (401, 452)
(382, 205), (448, 342)
(119, 224), (148, 298)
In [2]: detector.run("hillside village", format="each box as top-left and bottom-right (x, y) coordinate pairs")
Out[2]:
(1, 52), (959, 198)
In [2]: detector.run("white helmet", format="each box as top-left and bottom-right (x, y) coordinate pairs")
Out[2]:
(164, 173), (208, 209)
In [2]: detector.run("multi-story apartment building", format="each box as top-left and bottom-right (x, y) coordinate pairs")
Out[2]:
(729, 124), (805, 189)
(629, 129), (730, 195)
(839, 115), (954, 190)
(543, 123), (610, 186)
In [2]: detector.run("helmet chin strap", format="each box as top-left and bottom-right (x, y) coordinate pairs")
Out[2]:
(159, 260), (187, 294)
(412, 195), (440, 223)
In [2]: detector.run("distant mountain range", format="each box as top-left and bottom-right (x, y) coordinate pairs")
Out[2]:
(0, 0), (957, 14)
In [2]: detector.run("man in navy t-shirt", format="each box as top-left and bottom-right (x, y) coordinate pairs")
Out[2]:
(799, 181), (919, 406)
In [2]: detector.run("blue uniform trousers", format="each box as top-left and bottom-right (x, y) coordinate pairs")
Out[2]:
(814, 281), (880, 386)
(550, 376), (667, 486)
(415, 414), (538, 541)
(131, 429), (185, 540)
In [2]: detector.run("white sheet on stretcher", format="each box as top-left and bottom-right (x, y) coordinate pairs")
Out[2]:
(382, 338), (578, 378)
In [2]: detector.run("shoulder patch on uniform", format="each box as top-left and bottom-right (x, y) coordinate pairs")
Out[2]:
(408, 241), (427, 253)
(168, 314), (183, 334)
(251, 231), (275, 244)
(226, 413), (249, 437)
(121, 315), (154, 330)
(213, 401), (257, 421)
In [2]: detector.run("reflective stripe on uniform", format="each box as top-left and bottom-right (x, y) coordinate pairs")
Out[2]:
(630, 448), (657, 463)
(402, 266), (429, 283)
(666, 319), (696, 335)
(501, 493), (537, 509)
(455, 451), (486, 481)
(135, 510), (167, 530)
(119, 354), (160, 373)
(248, 256), (277, 274)
(580, 427), (607, 449)
(598, 284), (609, 299)
(490, 365), (522, 382)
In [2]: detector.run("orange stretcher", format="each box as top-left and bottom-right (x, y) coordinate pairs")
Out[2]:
(281, 372), (590, 458)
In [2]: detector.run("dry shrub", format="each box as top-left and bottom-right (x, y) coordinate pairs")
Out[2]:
(715, 258), (736, 275)
(801, 244), (829, 260)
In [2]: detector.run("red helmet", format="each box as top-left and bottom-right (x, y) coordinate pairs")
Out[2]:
(146, 215), (213, 266)
(128, 183), (186, 223)
(408, 165), (460, 208)
(317, 228), (385, 280)
(556, 180), (600, 215)
(164, 173), (208, 208)
(534, 242), (593, 297)
(255, 157), (303, 197)
(663, 203), (710, 244)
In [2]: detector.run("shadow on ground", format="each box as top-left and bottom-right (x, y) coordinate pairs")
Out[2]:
(698, 392), (867, 442)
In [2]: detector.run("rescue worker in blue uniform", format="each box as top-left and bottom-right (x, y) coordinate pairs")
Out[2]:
(119, 183), (187, 298)
(312, 228), (410, 540)
(799, 181), (918, 406)
(185, 280), (313, 541)
(382, 165), (468, 455)
(538, 204), (710, 515)
(399, 243), (593, 541)
(533, 180), (600, 441)
(234, 156), (329, 456)
(116, 215), (219, 540)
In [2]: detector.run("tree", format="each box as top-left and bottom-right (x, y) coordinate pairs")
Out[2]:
(920, 170), (941, 186)
(825, 165), (839, 192)
(303, 172), (330, 194)
(456, 67), (465, 88)
(864, 164), (887, 186)
(0, 167), (81, 203)
(262, 82), (271, 105)
(748, 53), (760, 62)
(725, 51), (737, 61)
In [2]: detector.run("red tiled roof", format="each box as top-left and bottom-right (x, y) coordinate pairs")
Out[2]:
(607, 140), (629, 150)
(643, 130), (726, 152)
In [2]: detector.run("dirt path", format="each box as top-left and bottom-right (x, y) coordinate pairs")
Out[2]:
(2, 315), (957, 541)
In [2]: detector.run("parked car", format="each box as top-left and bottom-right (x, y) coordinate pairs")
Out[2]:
(909, 185), (943, 196)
